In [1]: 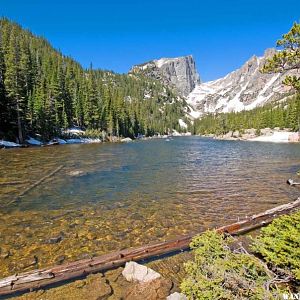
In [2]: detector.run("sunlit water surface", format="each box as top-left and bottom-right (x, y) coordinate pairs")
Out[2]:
(0, 137), (299, 277)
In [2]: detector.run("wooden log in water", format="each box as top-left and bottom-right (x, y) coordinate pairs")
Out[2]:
(0, 198), (299, 296)
(0, 180), (32, 186)
(287, 179), (300, 186)
(17, 165), (64, 198)
(5, 165), (64, 207)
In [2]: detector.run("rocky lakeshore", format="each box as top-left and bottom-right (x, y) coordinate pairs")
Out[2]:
(13, 256), (190, 300)
(0, 128), (192, 149)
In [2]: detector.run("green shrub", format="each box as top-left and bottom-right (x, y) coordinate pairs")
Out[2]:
(252, 211), (300, 280)
(82, 129), (103, 139)
(181, 230), (275, 300)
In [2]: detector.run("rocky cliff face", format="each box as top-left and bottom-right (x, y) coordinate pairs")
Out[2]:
(130, 55), (200, 96)
(187, 49), (299, 118)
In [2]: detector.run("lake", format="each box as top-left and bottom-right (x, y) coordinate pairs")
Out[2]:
(0, 137), (299, 277)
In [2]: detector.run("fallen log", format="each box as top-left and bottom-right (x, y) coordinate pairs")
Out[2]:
(5, 165), (64, 206)
(287, 179), (300, 186)
(17, 165), (64, 198)
(0, 198), (299, 296)
(0, 180), (32, 186)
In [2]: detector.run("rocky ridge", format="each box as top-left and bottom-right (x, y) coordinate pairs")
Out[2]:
(130, 55), (200, 97)
(129, 49), (298, 121)
(187, 49), (299, 118)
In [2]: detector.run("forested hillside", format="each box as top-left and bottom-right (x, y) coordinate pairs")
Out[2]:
(193, 94), (300, 135)
(0, 19), (187, 142)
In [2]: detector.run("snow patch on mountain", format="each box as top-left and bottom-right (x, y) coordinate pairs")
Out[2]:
(187, 49), (297, 118)
(179, 119), (188, 129)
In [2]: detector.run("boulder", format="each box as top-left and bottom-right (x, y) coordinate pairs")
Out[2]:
(260, 128), (273, 136)
(122, 261), (161, 283)
(167, 292), (188, 300)
(224, 131), (233, 138)
(245, 128), (256, 135)
(68, 170), (86, 177)
(232, 130), (240, 138)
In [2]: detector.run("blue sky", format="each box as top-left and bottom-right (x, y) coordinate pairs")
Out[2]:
(1, 0), (299, 81)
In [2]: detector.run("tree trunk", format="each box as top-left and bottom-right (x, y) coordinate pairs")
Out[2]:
(16, 99), (23, 144)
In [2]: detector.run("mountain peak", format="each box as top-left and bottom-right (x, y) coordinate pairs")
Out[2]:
(187, 50), (295, 117)
(130, 55), (200, 96)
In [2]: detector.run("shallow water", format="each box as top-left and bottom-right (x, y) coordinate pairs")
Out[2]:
(0, 137), (299, 277)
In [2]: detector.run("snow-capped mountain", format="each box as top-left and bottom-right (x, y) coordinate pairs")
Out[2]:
(130, 55), (200, 96)
(129, 50), (298, 121)
(187, 49), (298, 118)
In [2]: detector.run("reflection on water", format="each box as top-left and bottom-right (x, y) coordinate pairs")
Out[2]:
(0, 137), (299, 277)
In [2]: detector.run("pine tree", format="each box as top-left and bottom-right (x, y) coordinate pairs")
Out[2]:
(4, 27), (25, 143)
(262, 22), (300, 93)
(0, 18), (188, 141)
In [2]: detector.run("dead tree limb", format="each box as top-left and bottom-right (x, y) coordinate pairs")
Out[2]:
(287, 179), (300, 186)
(5, 165), (64, 206)
(0, 180), (32, 186)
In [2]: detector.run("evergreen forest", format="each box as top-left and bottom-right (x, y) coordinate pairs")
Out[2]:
(0, 19), (187, 143)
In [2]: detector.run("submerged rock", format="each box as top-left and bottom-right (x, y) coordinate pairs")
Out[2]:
(0, 251), (11, 259)
(122, 261), (161, 283)
(68, 170), (86, 177)
(44, 235), (63, 244)
(16, 273), (112, 300)
(124, 277), (173, 300)
(55, 255), (66, 264)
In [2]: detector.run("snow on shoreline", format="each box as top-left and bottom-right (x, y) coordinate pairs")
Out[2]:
(0, 137), (102, 148)
(0, 140), (21, 147)
(248, 131), (293, 143)
(65, 138), (102, 144)
(26, 137), (43, 145)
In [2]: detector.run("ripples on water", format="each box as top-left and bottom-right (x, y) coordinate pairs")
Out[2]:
(0, 137), (299, 276)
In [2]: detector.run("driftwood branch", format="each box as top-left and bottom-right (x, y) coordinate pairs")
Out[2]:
(5, 165), (64, 206)
(17, 165), (64, 198)
(0, 198), (299, 296)
(287, 179), (300, 186)
(0, 180), (32, 186)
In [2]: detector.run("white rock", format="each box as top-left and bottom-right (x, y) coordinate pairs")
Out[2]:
(167, 292), (187, 300)
(121, 137), (133, 142)
(122, 261), (161, 283)
(68, 170), (85, 177)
